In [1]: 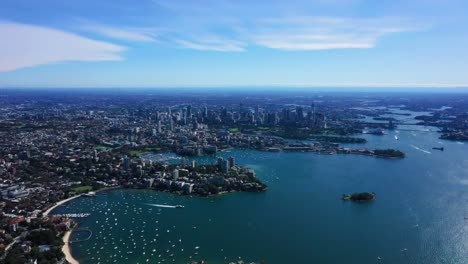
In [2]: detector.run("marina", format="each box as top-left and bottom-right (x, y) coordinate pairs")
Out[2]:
(52, 213), (91, 218)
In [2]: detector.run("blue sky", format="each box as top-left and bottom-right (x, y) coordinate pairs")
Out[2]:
(0, 0), (467, 88)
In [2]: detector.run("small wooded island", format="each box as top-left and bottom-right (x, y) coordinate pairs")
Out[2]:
(373, 149), (405, 159)
(342, 192), (376, 202)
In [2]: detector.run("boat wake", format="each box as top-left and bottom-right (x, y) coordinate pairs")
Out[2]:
(410, 145), (431, 154)
(145, 203), (177, 209)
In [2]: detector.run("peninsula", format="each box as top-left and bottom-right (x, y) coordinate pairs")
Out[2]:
(123, 158), (267, 197)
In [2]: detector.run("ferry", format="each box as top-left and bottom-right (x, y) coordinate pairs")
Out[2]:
(175, 205), (184, 208)
(318, 150), (336, 155)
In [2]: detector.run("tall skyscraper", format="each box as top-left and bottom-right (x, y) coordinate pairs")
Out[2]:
(62, 143), (68, 156)
(296, 107), (304, 121)
(123, 156), (130, 171)
(203, 106), (208, 119)
(157, 120), (162, 133)
(187, 105), (192, 118)
(223, 159), (230, 173)
(136, 165), (143, 177)
(169, 119), (174, 131)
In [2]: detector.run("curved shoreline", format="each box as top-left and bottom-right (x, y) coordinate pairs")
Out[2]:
(43, 186), (120, 264)
(43, 194), (82, 216)
(62, 230), (79, 264)
(44, 186), (121, 216)
(44, 194), (82, 264)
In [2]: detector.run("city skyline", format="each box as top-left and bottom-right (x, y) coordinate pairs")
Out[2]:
(1, 0), (468, 88)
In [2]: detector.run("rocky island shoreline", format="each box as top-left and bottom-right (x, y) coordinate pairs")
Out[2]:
(342, 192), (376, 202)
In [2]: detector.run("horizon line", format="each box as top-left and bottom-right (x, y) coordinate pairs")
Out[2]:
(1, 84), (468, 89)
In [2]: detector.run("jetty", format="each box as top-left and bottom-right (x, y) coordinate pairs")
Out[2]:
(52, 213), (91, 218)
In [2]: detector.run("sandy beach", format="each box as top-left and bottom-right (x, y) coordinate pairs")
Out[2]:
(62, 230), (79, 264)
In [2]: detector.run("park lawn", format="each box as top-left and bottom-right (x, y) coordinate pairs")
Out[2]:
(129, 150), (148, 156)
(144, 147), (162, 152)
(95, 145), (111, 150)
(72, 186), (93, 193)
(129, 147), (163, 157)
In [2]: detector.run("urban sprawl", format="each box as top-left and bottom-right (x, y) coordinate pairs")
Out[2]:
(1, 90), (467, 264)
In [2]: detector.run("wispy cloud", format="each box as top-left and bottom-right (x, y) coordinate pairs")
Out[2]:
(0, 21), (125, 72)
(166, 16), (419, 51)
(250, 16), (418, 50)
(151, 1), (424, 51)
(0, 1), (427, 73)
(81, 23), (159, 42)
(176, 37), (246, 51)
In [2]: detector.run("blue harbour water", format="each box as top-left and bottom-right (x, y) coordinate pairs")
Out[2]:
(52, 122), (468, 263)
